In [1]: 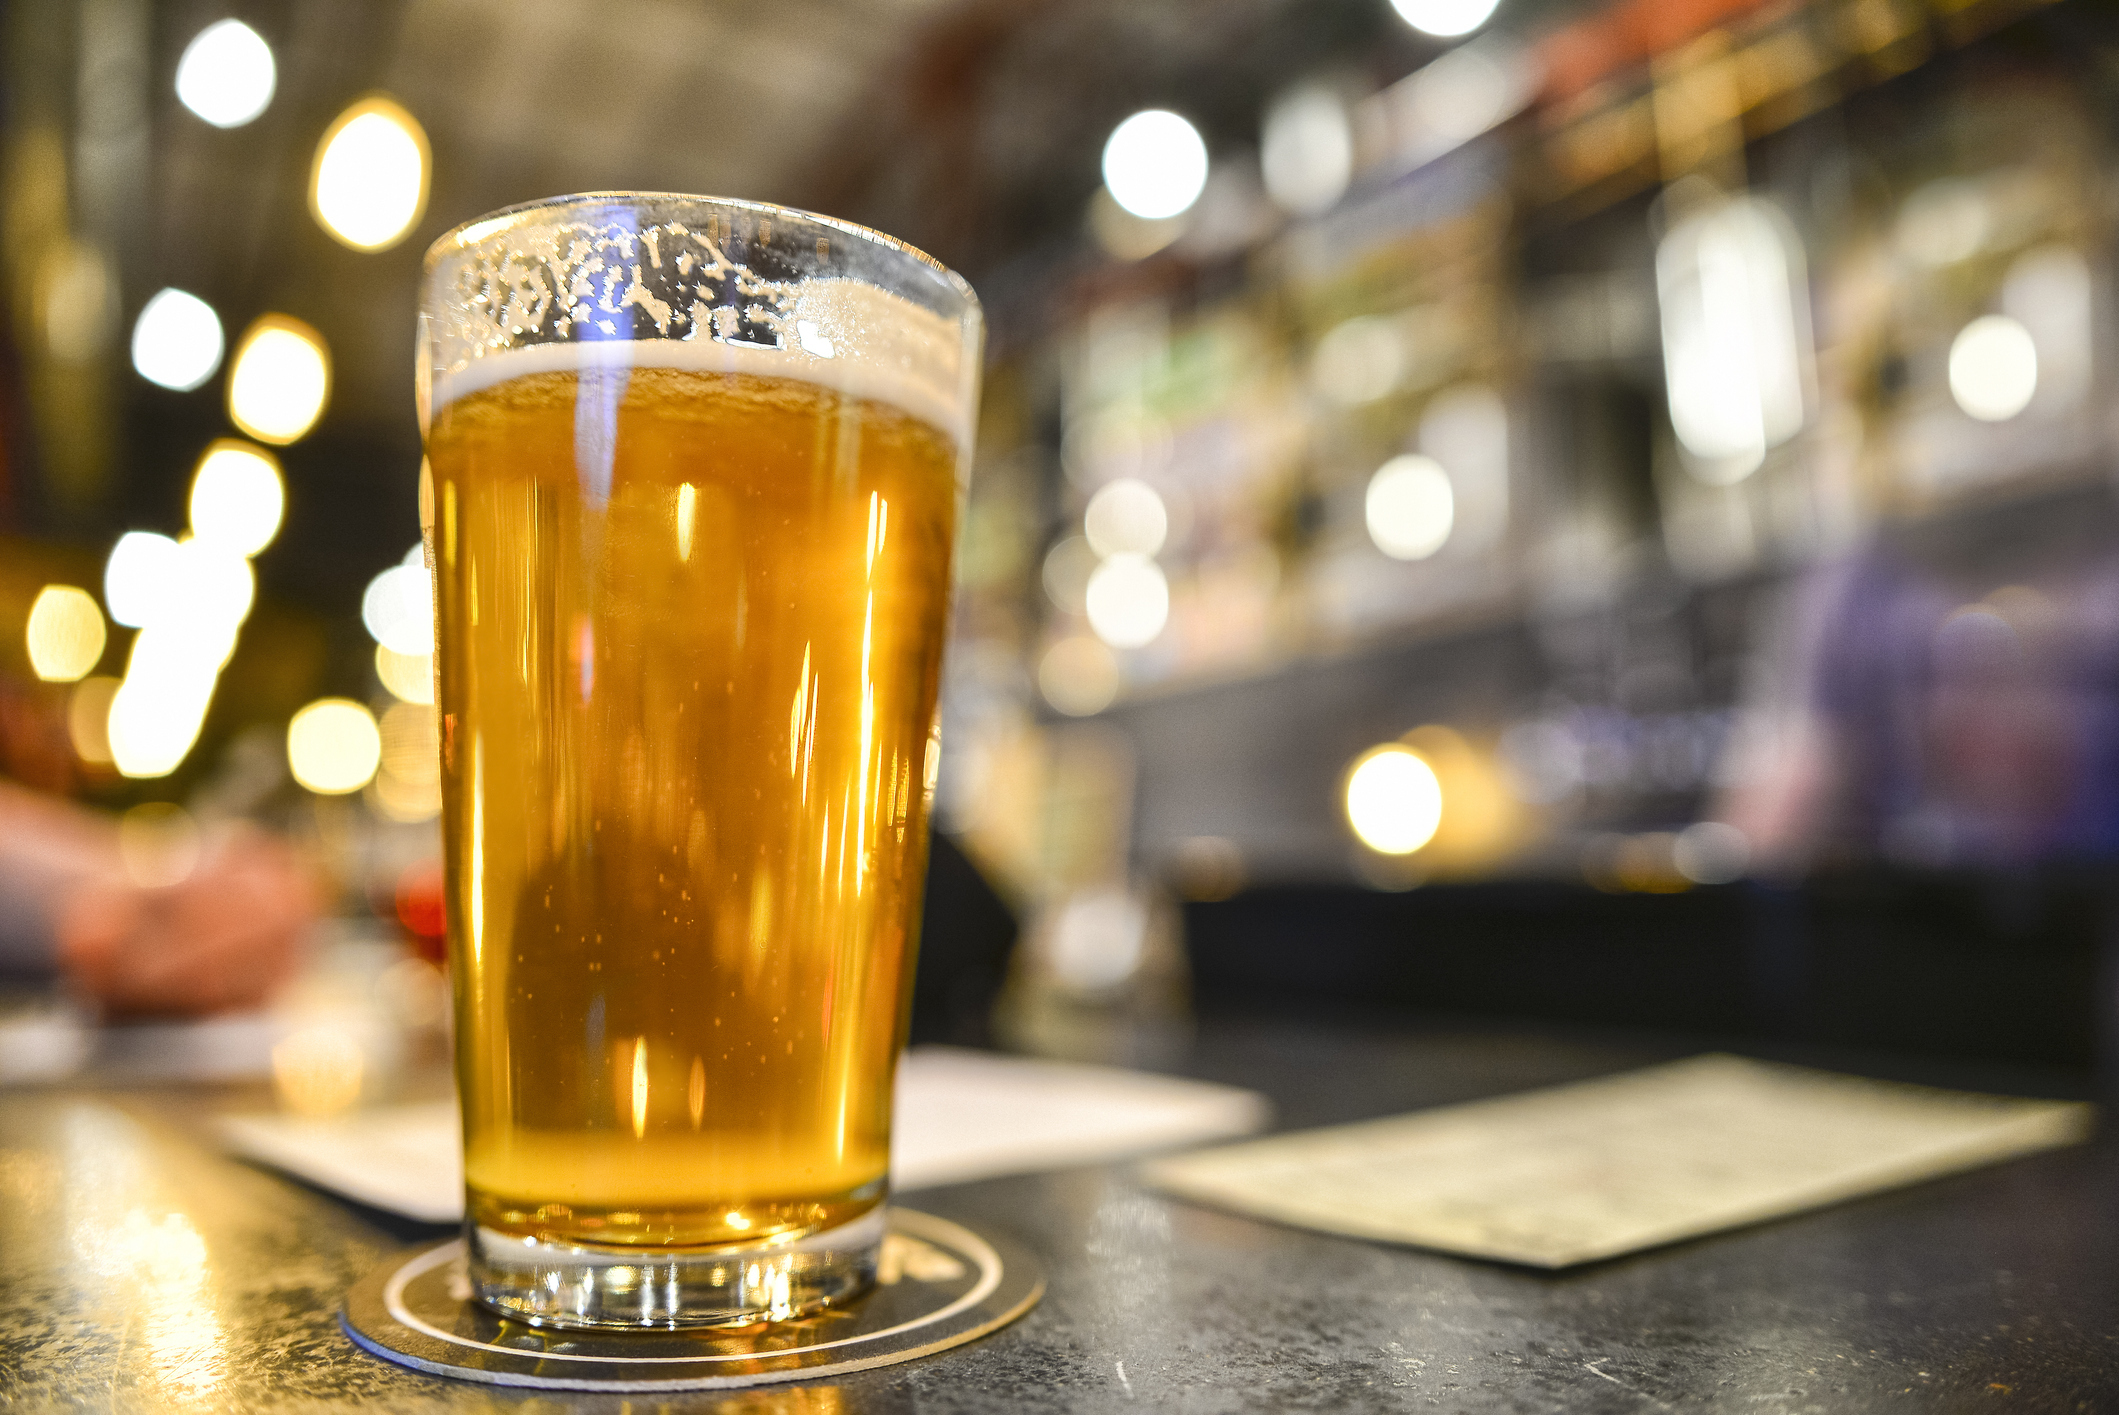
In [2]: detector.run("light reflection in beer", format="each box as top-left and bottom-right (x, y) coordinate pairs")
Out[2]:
(676, 482), (697, 561)
(631, 1037), (649, 1139)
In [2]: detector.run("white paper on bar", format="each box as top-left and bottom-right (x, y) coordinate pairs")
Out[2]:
(1141, 1053), (2093, 1269)
(217, 1046), (1268, 1224)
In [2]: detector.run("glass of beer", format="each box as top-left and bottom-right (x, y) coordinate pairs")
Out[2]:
(417, 194), (980, 1329)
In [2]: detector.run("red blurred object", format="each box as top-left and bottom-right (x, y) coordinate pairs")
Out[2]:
(394, 858), (447, 963)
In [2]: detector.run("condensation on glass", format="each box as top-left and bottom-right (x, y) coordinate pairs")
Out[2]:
(418, 193), (981, 1329)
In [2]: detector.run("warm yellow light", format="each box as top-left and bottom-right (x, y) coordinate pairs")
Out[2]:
(228, 314), (330, 445)
(375, 644), (434, 704)
(25, 585), (106, 681)
(188, 439), (285, 556)
(1038, 634), (1121, 716)
(272, 1026), (365, 1117)
(310, 97), (429, 252)
(370, 766), (441, 823)
(68, 676), (119, 763)
(1344, 745), (1444, 855)
(288, 698), (381, 795)
(379, 701), (439, 786)
(107, 628), (221, 779)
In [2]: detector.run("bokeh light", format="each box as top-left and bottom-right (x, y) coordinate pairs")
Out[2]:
(1084, 553), (1170, 649)
(1345, 745), (1444, 855)
(107, 628), (222, 779)
(1102, 110), (1209, 220)
(288, 698), (382, 795)
(362, 554), (434, 655)
(1038, 635), (1123, 717)
(24, 585), (106, 682)
(164, 538), (256, 648)
(227, 315), (330, 444)
(1948, 314), (2038, 422)
(1656, 196), (1810, 482)
(104, 531), (180, 629)
(311, 97), (430, 252)
(1083, 478), (1169, 558)
(1312, 316), (1404, 406)
(1366, 454), (1455, 560)
(174, 19), (275, 128)
(272, 1026), (364, 1117)
(1673, 821), (1750, 884)
(375, 645), (434, 705)
(67, 676), (119, 764)
(1261, 83), (1352, 217)
(130, 288), (223, 392)
(188, 440), (285, 557)
(1389, 0), (1501, 38)
(372, 701), (442, 822)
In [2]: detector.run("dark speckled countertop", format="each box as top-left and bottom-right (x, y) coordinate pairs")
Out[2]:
(4, 1016), (2117, 1412)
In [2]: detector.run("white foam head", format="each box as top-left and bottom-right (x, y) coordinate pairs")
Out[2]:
(420, 201), (980, 450)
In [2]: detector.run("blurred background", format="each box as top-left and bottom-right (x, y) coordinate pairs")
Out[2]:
(5, 0), (2119, 1099)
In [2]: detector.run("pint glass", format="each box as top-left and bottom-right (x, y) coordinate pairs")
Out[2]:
(417, 194), (980, 1329)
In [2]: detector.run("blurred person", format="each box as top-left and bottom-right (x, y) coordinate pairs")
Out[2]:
(1721, 505), (2119, 873)
(0, 779), (318, 1016)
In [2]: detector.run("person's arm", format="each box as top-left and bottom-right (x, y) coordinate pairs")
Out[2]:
(0, 781), (318, 1016)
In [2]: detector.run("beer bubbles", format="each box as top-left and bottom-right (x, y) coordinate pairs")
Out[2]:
(131, 288), (224, 392)
(174, 19), (275, 128)
(311, 98), (430, 252)
(228, 315), (330, 444)
(1102, 110), (1209, 220)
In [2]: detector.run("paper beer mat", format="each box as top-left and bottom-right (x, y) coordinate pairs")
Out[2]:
(219, 1046), (1268, 1223)
(1140, 1053), (2092, 1268)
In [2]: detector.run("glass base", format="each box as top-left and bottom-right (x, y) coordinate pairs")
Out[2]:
(468, 1206), (885, 1330)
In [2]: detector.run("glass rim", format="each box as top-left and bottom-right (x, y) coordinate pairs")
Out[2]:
(421, 189), (977, 314)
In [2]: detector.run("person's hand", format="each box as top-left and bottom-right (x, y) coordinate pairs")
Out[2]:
(56, 824), (319, 1018)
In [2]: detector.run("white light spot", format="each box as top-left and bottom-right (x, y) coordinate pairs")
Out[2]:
(131, 288), (223, 392)
(104, 531), (180, 629)
(1366, 454), (1455, 560)
(1262, 84), (1351, 217)
(228, 316), (330, 444)
(1656, 195), (1810, 484)
(311, 98), (429, 251)
(1346, 746), (1444, 855)
(1083, 553), (1170, 649)
(174, 19), (275, 128)
(1389, 0), (1501, 38)
(188, 440), (284, 556)
(1083, 478), (1169, 558)
(1948, 314), (2038, 422)
(363, 559), (435, 655)
(1102, 110), (1209, 220)
(288, 698), (382, 795)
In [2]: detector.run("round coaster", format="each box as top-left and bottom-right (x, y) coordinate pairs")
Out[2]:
(341, 1208), (1043, 1392)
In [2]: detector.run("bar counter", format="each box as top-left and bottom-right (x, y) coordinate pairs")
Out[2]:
(4, 1015), (2115, 1412)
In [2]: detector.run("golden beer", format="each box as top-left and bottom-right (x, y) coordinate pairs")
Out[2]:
(429, 364), (956, 1258)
